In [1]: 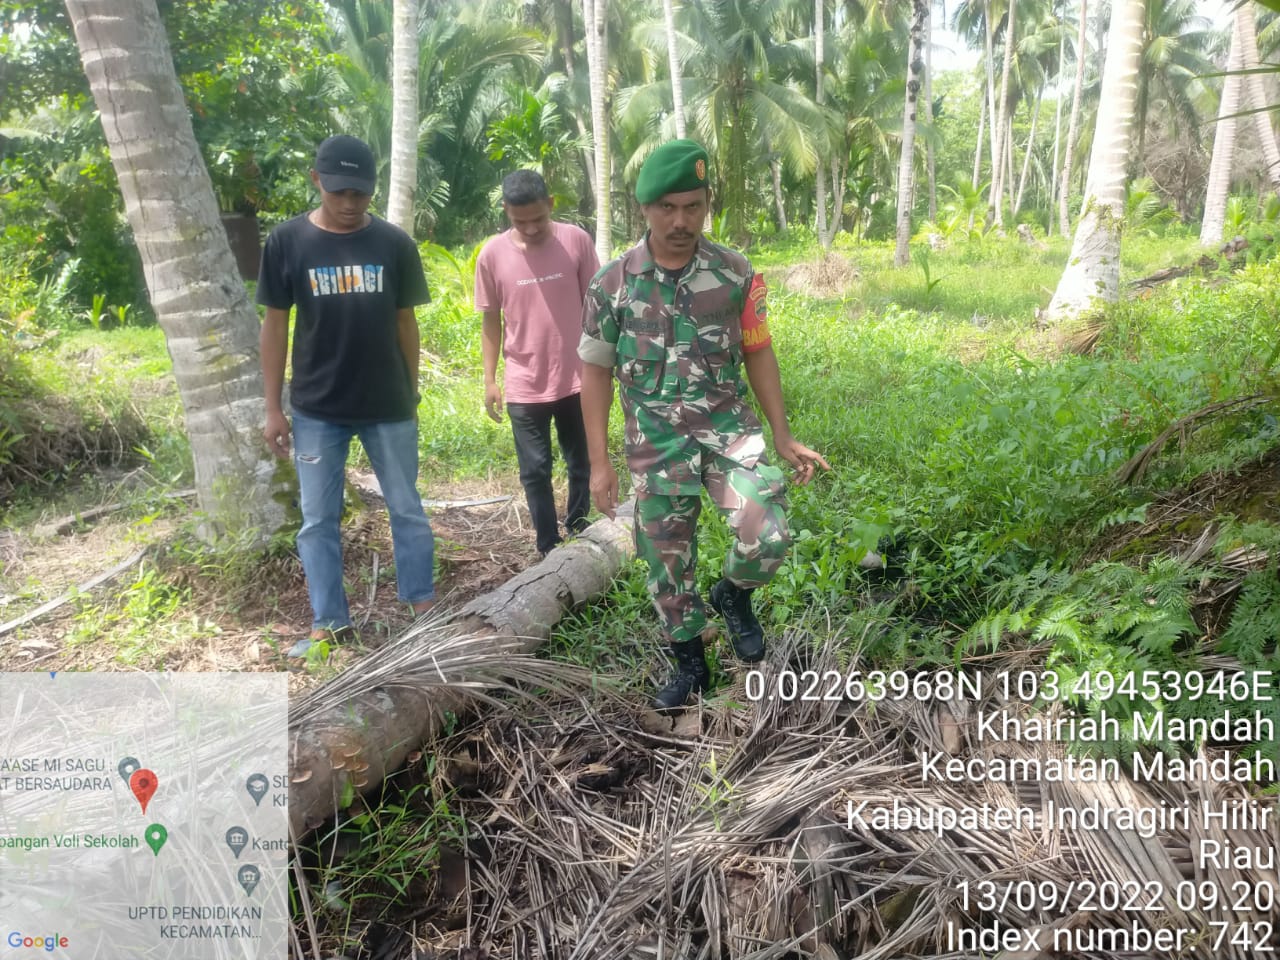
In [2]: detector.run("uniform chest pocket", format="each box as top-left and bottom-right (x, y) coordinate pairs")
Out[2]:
(616, 334), (665, 395)
(693, 314), (743, 383)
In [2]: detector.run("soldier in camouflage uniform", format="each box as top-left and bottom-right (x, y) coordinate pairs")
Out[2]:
(578, 139), (829, 710)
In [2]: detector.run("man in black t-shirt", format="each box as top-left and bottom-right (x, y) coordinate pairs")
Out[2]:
(258, 135), (435, 656)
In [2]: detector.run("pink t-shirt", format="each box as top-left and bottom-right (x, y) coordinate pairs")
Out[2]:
(474, 221), (600, 404)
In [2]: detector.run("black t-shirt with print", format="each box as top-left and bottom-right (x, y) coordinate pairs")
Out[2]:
(257, 214), (430, 424)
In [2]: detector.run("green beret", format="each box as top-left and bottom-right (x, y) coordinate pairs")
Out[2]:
(635, 139), (710, 204)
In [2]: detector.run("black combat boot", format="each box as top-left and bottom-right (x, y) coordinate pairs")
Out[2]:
(652, 638), (711, 711)
(708, 578), (765, 662)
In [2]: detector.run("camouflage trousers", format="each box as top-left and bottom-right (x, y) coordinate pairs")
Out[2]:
(634, 457), (791, 644)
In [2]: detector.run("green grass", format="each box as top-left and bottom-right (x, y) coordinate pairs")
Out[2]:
(7, 234), (1278, 733)
(293, 774), (466, 953)
(548, 238), (1280, 740)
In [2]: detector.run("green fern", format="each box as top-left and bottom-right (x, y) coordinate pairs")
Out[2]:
(1219, 572), (1280, 667)
(1032, 598), (1088, 643)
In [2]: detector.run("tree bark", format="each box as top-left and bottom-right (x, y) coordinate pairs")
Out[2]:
(1236, 6), (1280, 193)
(288, 515), (635, 837)
(924, 0), (937, 223)
(970, 90), (986, 232)
(662, 0), (687, 138)
(1059, 0), (1087, 236)
(894, 0), (928, 266)
(1014, 89), (1041, 216)
(830, 157), (846, 241)
(815, 0), (829, 247)
(1048, 13), (1065, 235)
(985, 7), (999, 183)
(1005, 114), (1015, 213)
(555, 0), (577, 77)
(1200, 16), (1243, 246)
(387, 0), (419, 232)
(764, 130), (787, 232)
(1045, 0), (1146, 323)
(991, 0), (1017, 228)
(553, 0), (596, 202)
(64, 0), (286, 543)
(584, 0), (611, 264)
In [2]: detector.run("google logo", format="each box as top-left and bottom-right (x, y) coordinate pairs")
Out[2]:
(5, 932), (68, 951)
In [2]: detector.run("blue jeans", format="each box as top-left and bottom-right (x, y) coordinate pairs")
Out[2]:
(292, 412), (435, 630)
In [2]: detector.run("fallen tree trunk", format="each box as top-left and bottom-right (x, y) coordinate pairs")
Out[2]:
(1128, 235), (1259, 291)
(288, 509), (634, 837)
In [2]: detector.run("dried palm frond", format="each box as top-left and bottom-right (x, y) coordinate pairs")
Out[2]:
(364, 626), (1275, 960)
(1115, 395), (1273, 486)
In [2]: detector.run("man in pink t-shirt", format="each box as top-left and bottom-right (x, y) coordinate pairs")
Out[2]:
(475, 170), (601, 555)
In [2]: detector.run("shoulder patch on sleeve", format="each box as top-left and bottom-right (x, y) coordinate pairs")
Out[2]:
(740, 273), (771, 353)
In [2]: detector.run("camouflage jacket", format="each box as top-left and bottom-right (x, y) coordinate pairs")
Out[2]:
(578, 234), (765, 495)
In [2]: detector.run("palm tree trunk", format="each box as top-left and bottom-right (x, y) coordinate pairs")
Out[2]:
(583, 0), (611, 264)
(554, 0), (595, 200)
(985, 8), (999, 179)
(830, 158), (846, 240)
(762, 130), (787, 232)
(1059, 0), (1088, 236)
(992, 0), (1017, 228)
(662, 0), (687, 138)
(1200, 15), (1244, 246)
(387, 0), (418, 232)
(1014, 90), (1042, 216)
(1046, 0), (1146, 322)
(816, 0), (830, 247)
(1236, 7), (1280, 192)
(816, 167), (829, 245)
(64, 0), (285, 542)
(894, 0), (929, 267)
(290, 516), (636, 838)
(555, 0), (593, 200)
(1006, 114), (1015, 212)
(1048, 13), (1065, 235)
(971, 91), (986, 232)
(555, 0), (576, 77)
(924, 0), (937, 222)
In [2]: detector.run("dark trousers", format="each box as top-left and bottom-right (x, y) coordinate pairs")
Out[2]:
(507, 392), (591, 554)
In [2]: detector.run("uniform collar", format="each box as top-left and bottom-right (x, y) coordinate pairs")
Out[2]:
(623, 232), (722, 276)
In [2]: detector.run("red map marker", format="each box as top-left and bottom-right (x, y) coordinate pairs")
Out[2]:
(130, 768), (158, 814)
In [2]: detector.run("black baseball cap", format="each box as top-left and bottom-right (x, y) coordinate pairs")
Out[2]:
(314, 135), (376, 194)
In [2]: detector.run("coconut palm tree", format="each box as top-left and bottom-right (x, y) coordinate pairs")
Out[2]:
(923, 0), (938, 222)
(1045, 0), (1146, 322)
(1007, 3), (1063, 216)
(894, 0), (931, 265)
(1200, 14), (1243, 245)
(818, 0), (907, 243)
(624, 0), (827, 242)
(1048, 0), (1067, 233)
(330, 0), (541, 241)
(662, 0), (689, 137)
(1059, 0), (1088, 234)
(64, 0), (285, 541)
(816, 0), (833, 246)
(387, 0), (419, 231)
(951, 0), (1002, 197)
(583, 0), (611, 262)
(1132, 0), (1214, 165)
(991, 0), (1018, 226)
(1236, 6), (1280, 191)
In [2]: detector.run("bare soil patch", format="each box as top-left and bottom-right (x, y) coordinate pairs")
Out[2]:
(0, 472), (544, 682)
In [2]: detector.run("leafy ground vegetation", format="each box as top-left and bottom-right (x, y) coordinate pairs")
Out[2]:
(3, 230), (1279, 955)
